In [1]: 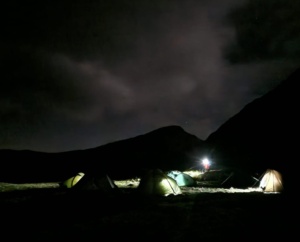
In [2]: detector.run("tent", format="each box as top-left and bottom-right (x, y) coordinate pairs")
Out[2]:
(167, 170), (196, 187)
(61, 172), (85, 188)
(138, 169), (182, 196)
(62, 172), (118, 192)
(220, 168), (257, 189)
(259, 169), (283, 193)
(74, 173), (118, 192)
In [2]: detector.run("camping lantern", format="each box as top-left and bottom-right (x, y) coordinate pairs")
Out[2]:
(202, 158), (210, 171)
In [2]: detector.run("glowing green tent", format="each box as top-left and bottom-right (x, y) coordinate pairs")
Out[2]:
(61, 172), (118, 192)
(138, 169), (182, 196)
(73, 173), (118, 191)
(62, 172), (85, 188)
(167, 170), (196, 187)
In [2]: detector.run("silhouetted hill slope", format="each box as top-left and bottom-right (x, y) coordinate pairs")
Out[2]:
(205, 67), (300, 190)
(0, 125), (205, 182)
(84, 125), (204, 180)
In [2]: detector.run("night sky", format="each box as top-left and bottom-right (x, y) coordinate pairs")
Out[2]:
(1, 0), (300, 152)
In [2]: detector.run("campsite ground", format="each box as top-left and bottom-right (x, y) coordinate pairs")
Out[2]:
(0, 168), (295, 241)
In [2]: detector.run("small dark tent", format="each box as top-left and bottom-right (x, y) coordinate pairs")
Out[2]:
(259, 169), (283, 193)
(167, 170), (196, 187)
(220, 168), (257, 189)
(138, 169), (182, 196)
(70, 173), (118, 192)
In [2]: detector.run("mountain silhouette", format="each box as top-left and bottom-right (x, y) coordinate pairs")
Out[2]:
(1, 68), (299, 192)
(85, 125), (205, 180)
(205, 67), (300, 191)
(0, 125), (205, 183)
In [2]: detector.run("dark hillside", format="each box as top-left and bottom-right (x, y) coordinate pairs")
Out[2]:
(205, 67), (300, 191)
(0, 126), (205, 182)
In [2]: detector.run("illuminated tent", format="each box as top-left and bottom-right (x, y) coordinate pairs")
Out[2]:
(167, 170), (196, 187)
(61, 172), (85, 188)
(62, 172), (118, 192)
(74, 173), (118, 191)
(259, 169), (283, 193)
(138, 169), (182, 196)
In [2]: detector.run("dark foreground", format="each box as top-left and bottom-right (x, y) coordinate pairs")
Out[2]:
(1, 187), (295, 241)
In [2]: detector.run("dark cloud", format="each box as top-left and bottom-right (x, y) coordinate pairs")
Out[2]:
(225, 0), (300, 63)
(1, 0), (300, 152)
(1, 0), (176, 62)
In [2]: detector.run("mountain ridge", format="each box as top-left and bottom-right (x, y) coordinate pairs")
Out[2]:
(0, 125), (205, 182)
(205, 66), (300, 191)
(1, 67), (299, 190)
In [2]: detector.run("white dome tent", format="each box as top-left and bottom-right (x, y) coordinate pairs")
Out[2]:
(259, 169), (283, 193)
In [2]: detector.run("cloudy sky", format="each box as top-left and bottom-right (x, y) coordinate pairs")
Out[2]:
(1, 0), (300, 152)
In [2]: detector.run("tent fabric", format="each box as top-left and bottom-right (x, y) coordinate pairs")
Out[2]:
(259, 169), (283, 193)
(62, 172), (118, 192)
(138, 169), (182, 196)
(167, 170), (196, 187)
(74, 174), (118, 191)
(61, 172), (85, 188)
(220, 168), (257, 189)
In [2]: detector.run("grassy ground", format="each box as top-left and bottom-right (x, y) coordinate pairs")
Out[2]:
(0, 179), (293, 242)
